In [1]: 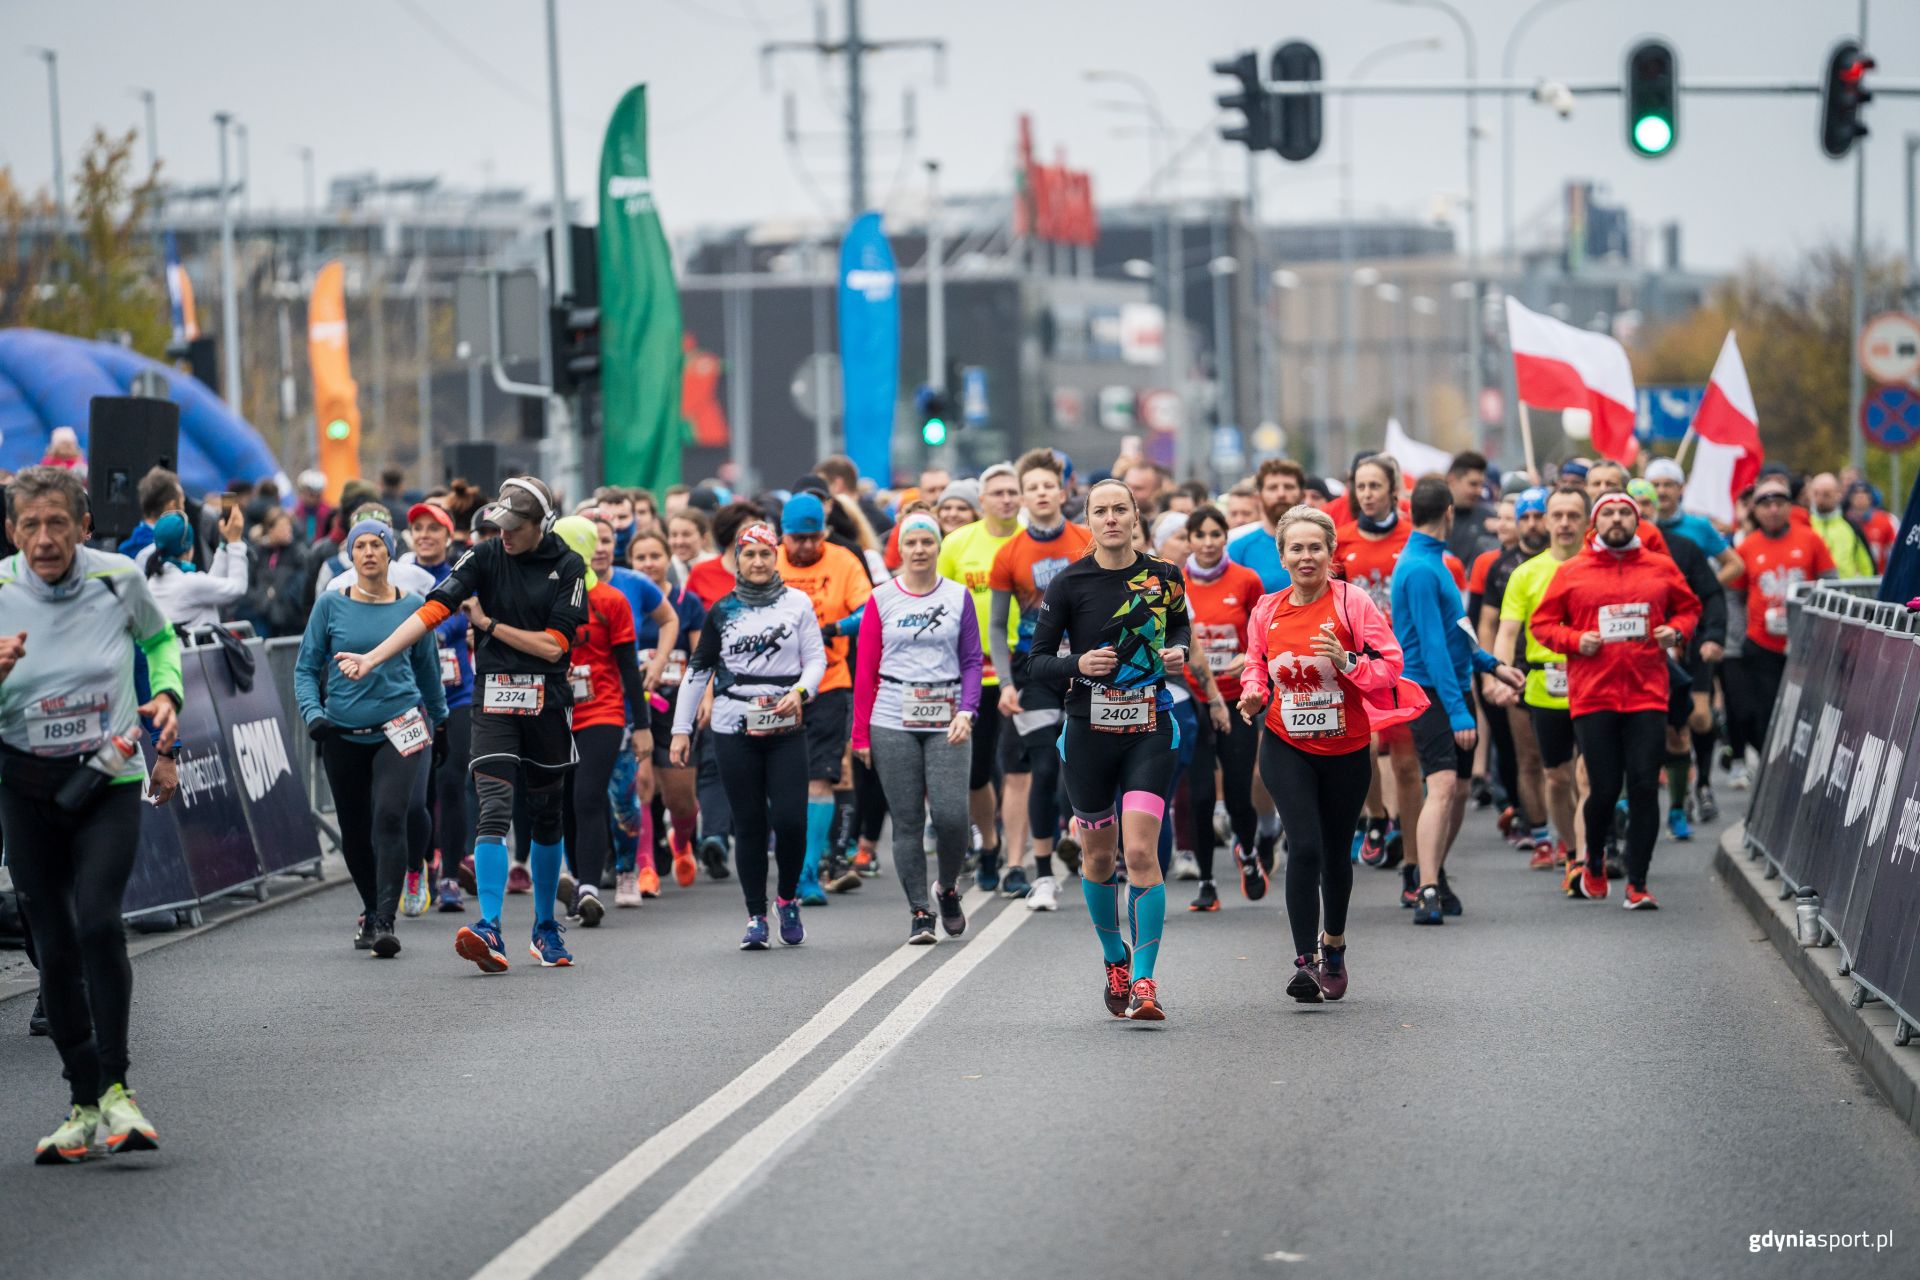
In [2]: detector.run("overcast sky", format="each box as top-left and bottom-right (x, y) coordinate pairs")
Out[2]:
(3, 0), (1916, 272)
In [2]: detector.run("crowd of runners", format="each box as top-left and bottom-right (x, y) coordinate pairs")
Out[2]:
(6, 438), (1887, 1161)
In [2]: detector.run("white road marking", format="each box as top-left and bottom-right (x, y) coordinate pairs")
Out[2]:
(470, 888), (991, 1280)
(581, 889), (1034, 1279)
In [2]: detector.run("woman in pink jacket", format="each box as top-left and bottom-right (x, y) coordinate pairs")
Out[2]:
(1238, 505), (1418, 1005)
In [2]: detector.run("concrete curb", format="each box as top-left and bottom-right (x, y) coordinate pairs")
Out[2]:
(1714, 823), (1920, 1136)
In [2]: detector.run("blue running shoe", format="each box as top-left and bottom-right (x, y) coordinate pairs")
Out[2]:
(436, 879), (466, 913)
(528, 920), (574, 968)
(454, 919), (509, 974)
(1350, 828), (1366, 864)
(776, 898), (806, 946)
(1667, 807), (1692, 841)
(1000, 866), (1031, 899)
(975, 849), (1002, 893)
(741, 915), (771, 950)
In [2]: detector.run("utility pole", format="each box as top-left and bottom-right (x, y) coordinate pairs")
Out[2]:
(297, 145), (317, 271)
(30, 49), (66, 234)
(926, 159), (947, 467)
(1847, 0), (1870, 475)
(215, 112), (242, 410)
(133, 88), (158, 176)
(1247, 148), (1275, 433)
(543, 0), (581, 500)
(760, 0), (944, 219)
(236, 121), (250, 230)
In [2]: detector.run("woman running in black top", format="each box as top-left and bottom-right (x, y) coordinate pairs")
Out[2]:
(1025, 479), (1190, 1021)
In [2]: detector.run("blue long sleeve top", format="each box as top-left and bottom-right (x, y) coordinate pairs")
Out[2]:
(295, 588), (448, 740)
(1389, 530), (1498, 732)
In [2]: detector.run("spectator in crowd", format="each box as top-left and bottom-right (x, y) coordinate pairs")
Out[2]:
(1846, 481), (1897, 571)
(1804, 471), (1876, 578)
(293, 470), (333, 544)
(39, 426), (86, 476)
(241, 506), (313, 638)
(140, 504), (251, 631)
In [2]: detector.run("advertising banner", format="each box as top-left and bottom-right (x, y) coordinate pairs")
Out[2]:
(838, 211), (900, 483)
(1779, 616), (1864, 890)
(202, 640), (324, 876)
(122, 741), (199, 918)
(1824, 627), (1919, 957)
(169, 648), (265, 897)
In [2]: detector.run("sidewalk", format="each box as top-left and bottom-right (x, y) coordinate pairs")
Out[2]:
(1715, 822), (1920, 1136)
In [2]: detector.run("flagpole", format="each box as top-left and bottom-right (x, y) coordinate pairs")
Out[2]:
(1675, 426), (1696, 471)
(1519, 402), (1537, 478)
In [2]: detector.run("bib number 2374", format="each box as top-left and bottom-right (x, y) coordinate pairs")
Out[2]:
(483, 674), (544, 716)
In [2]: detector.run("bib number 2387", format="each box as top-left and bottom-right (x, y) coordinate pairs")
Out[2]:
(483, 674), (544, 716)
(1091, 685), (1154, 734)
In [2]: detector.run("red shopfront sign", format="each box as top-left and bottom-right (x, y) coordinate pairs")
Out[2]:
(1016, 114), (1098, 248)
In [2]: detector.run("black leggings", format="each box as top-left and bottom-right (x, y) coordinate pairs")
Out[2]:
(1020, 720), (1067, 840)
(1574, 709), (1665, 888)
(1259, 734), (1373, 957)
(1187, 711), (1259, 879)
(1723, 647), (1785, 762)
(565, 723), (626, 890)
(1, 781), (142, 1106)
(425, 705), (472, 876)
(852, 754), (888, 844)
(1482, 685), (1520, 815)
(713, 730), (810, 915)
(323, 734), (427, 922)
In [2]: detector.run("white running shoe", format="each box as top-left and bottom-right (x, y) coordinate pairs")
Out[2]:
(1027, 875), (1060, 911)
(1726, 760), (1750, 791)
(1171, 850), (1201, 881)
(1212, 803), (1232, 843)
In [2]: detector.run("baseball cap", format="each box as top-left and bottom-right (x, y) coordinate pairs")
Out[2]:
(480, 477), (554, 531)
(406, 501), (454, 534)
(790, 473), (831, 499)
(782, 492), (827, 535)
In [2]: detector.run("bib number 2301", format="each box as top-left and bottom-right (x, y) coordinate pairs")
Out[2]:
(1091, 685), (1154, 734)
(1598, 603), (1649, 642)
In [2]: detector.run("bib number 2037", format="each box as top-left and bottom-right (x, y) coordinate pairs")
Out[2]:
(1090, 685), (1154, 734)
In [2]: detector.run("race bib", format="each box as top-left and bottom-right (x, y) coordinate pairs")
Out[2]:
(1764, 606), (1789, 637)
(25, 692), (108, 757)
(1598, 603), (1649, 642)
(1205, 639), (1238, 673)
(901, 683), (958, 731)
(746, 694), (800, 737)
(570, 663), (593, 702)
(440, 649), (460, 686)
(482, 673), (544, 716)
(1280, 690), (1345, 740)
(1543, 663), (1569, 698)
(642, 648), (688, 687)
(1090, 684), (1154, 734)
(382, 707), (430, 757)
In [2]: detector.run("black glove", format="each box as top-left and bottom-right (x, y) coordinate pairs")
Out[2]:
(431, 723), (449, 770)
(307, 717), (336, 743)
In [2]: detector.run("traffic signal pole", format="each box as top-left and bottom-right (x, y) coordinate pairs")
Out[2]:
(543, 0), (582, 501)
(925, 159), (951, 469)
(1848, 0), (1871, 475)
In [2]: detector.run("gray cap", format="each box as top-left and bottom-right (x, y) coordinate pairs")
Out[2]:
(937, 478), (982, 514)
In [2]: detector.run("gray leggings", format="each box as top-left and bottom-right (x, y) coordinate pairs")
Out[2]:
(868, 725), (971, 913)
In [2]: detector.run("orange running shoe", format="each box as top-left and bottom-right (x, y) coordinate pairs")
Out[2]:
(636, 864), (662, 898)
(1623, 884), (1659, 910)
(670, 832), (698, 887)
(1126, 978), (1165, 1021)
(1581, 864), (1610, 901)
(1529, 841), (1556, 871)
(1563, 860), (1588, 899)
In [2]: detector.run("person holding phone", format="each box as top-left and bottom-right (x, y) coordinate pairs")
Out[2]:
(136, 501), (250, 631)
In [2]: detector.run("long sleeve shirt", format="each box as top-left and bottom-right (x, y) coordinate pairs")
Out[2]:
(1390, 530), (1497, 732)
(1025, 552), (1191, 719)
(1529, 544), (1702, 717)
(296, 588), (448, 740)
(851, 576), (983, 749)
(672, 587), (827, 737)
(136, 540), (251, 631)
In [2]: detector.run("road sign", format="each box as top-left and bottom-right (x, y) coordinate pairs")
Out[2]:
(1139, 389), (1183, 433)
(1635, 384), (1705, 442)
(1209, 425), (1245, 472)
(962, 366), (988, 425)
(1859, 313), (1920, 385)
(1861, 384), (1920, 453)
(1097, 386), (1135, 432)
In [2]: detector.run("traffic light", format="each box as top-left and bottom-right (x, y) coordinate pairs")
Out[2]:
(1624, 39), (1678, 157)
(549, 302), (601, 394)
(1212, 51), (1273, 152)
(1270, 41), (1323, 163)
(313, 373), (361, 493)
(1820, 39), (1874, 159)
(916, 384), (952, 448)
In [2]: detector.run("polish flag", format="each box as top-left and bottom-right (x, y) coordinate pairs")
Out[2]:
(1504, 296), (1638, 465)
(1681, 331), (1764, 525)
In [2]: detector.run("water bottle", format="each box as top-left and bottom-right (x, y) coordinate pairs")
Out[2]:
(1794, 890), (1824, 947)
(54, 734), (138, 813)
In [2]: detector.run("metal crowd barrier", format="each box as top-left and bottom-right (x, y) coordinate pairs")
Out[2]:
(1742, 579), (1920, 1046)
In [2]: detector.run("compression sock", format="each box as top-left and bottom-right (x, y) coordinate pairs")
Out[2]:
(1666, 754), (1692, 810)
(1081, 871), (1128, 964)
(636, 803), (656, 872)
(1034, 852), (1054, 878)
(830, 787), (856, 854)
(1127, 883), (1166, 982)
(1692, 727), (1717, 788)
(529, 839), (564, 926)
(804, 798), (834, 886)
(473, 840), (510, 923)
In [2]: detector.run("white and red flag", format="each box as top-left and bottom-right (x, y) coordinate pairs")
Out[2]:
(1682, 330), (1764, 524)
(1504, 296), (1638, 465)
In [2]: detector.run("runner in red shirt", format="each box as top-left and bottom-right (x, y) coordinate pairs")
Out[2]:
(1718, 473), (1836, 758)
(1338, 456), (1417, 874)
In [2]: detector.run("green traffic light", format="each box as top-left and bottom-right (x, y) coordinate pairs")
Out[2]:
(921, 417), (947, 447)
(326, 418), (352, 441)
(1632, 115), (1673, 154)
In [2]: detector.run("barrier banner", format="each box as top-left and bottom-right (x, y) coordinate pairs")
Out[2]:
(121, 740), (199, 918)
(1779, 614), (1864, 890)
(1822, 627), (1919, 958)
(1853, 669), (1920, 1017)
(1745, 607), (1830, 867)
(168, 648), (265, 897)
(202, 639), (323, 876)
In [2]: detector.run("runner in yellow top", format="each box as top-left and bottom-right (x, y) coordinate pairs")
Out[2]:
(1495, 487), (1587, 876)
(936, 463), (1028, 894)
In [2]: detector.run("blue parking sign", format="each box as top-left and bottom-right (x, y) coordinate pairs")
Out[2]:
(1636, 385), (1705, 442)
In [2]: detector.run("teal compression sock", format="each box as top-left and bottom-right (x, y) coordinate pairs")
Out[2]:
(530, 839), (564, 927)
(474, 839), (509, 923)
(804, 798), (833, 880)
(1128, 883), (1166, 982)
(1082, 870), (1128, 964)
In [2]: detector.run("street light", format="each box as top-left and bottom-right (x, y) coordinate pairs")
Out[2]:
(131, 87), (158, 177)
(27, 48), (65, 233)
(294, 145), (316, 270)
(214, 112), (241, 410)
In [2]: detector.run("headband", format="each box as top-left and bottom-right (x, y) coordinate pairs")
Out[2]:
(897, 512), (942, 543)
(738, 523), (778, 549)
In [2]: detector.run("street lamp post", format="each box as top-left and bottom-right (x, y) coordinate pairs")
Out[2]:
(132, 88), (159, 177)
(29, 49), (66, 233)
(543, 0), (581, 500)
(214, 112), (242, 410)
(296, 146), (317, 271)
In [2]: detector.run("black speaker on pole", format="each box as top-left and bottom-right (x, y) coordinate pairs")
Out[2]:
(87, 396), (180, 548)
(444, 441), (503, 491)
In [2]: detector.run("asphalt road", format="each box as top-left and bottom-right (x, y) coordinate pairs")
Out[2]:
(2, 802), (1917, 1280)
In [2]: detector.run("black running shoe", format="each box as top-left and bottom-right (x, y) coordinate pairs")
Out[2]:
(1055, 834), (1083, 878)
(354, 915), (376, 951)
(1286, 954), (1324, 1004)
(574, 886), (606, 928)
(1255, 831), (1278, 872)
(1189, 880), (1220, 913)
(1438, 877), (1463, 917)
(699, 837), (732, 880)
(370, 916), (402, 958)
(1412, 885), (1444, 925)
(908, 910), (937, 945)
(1399, 863), (1419, 908)
(934, 881), (967, 937)
(28, 993), (49, 1037)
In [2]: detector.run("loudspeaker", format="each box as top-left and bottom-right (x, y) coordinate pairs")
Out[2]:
(444, 441), (503, 491)
(87, 396), (180, 548)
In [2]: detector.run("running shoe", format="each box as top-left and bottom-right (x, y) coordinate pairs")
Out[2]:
(827, 852), (864, 894)
(1350, 827), (1367, 864)
(615, 871), (642, 907)
(1315, 943), (1349, 1001)
(1496, 805), (1518, 839)
(529, 920), (574, 967)
(33, 1104), (100, 1165)
(1667, 807), (1693, 842)
(1054, 831), (1083, 878)
(670, 832), (698, 887)
(557, 872), (578, 908)
(1581, 864), (1610, 902)
(1287, 954), (1324, 1004)
(454, 919), (510, 974)
(1400, 863), (1420, 909)
(1471, 776), (1494, 809)
(29, 994), (48, 1037)
(933, 881), (967, 937)
(437, 879), (466, 913)
(1189, 881), (1220, 913)
(507, 863), (533, 895)
(637, 865), (662, 899)
(1623, 884), (1659, 910)
(1529, 841), (1556, 870)
(1604, 853), (1626, 881)
(1412, 885), (1444, 925)
(1382, 820), (1405, 869)
(1236, 842), (1269, 901)
(1563, 860), (1589, 899)
(974, 847), (1001, 893)
(1028, 875), (1060, 911)
(1171, 850), (1201, 881)
(908, 910), (937, 945)
(853, 845), (881, 878)
(1000, 866), (1031, 899)
(1438, 878), (1463, 917)
(401, 871), (429, 918)
(741, 915), (771, 951)
(1694, 783), (1720, 824)
(1554, 840), (1570, 869)
(354, 915), (376, 951)
(1358, 822), (1390, 868)
(1256, 831), (1279, 872)
(97, 1083), (158, 1155)
(776, 898), (806, 946)
(457, 854), (477, 896)
(1726, 760), (1751, 791)
(798, 876), (828, 908)
(1104, 946), (1133, 1018)
(699, 837), (732, 880)
(574, 886), (605, 928)
(1126, 978), (1165, 1021)
(370, 916), (401, 959)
